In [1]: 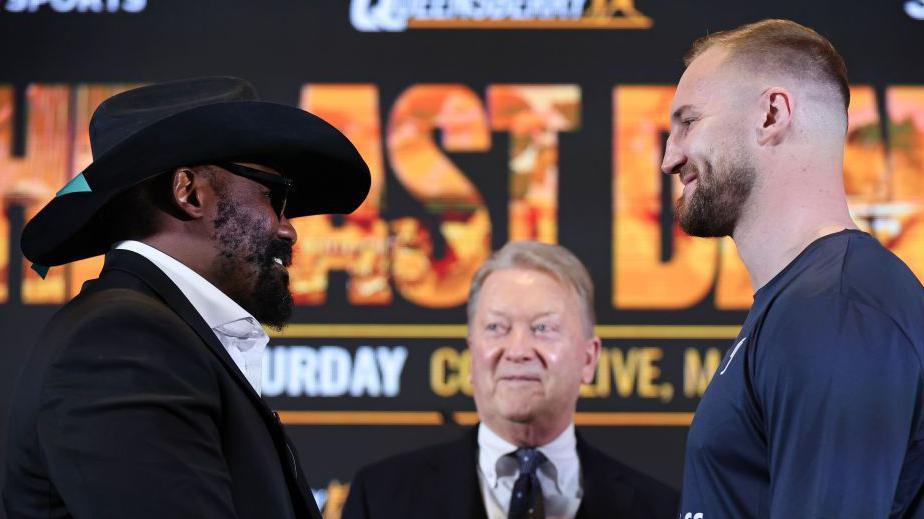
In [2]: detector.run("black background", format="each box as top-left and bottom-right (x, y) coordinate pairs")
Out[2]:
(1, 1), (922, 514)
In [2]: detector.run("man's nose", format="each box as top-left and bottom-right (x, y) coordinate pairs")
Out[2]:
(661, 134), (686, 176)
(503, 326), (536, 361)
(277, 214), (298, 245)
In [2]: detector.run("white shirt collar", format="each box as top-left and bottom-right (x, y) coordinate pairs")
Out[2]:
(477, 422), (578, 494)
(114, 240), (266, 341)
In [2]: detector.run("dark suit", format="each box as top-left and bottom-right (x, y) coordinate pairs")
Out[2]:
(343, 427), (678, 519)
(3, 250), (322, 519)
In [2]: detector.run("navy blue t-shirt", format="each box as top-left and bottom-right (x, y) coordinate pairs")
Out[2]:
(680, 230), (924, 518)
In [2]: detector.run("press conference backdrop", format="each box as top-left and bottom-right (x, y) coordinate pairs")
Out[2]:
(1, 1), (923, 516)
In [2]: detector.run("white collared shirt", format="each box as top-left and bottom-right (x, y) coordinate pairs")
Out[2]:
(114, 240), (269, 394)
(477, 423), (583, 519)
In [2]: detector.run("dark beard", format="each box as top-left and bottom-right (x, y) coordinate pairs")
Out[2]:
(251, 239), (294, 330)
(212, 197), (293, 329)
(675, 155), (756, 238)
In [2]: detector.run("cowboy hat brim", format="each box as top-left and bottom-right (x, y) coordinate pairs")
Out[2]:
(21, 100), (371, 267)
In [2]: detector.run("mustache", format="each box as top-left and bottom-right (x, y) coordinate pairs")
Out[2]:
(263, 239), (293, 267)
(679, 163), (701, 181)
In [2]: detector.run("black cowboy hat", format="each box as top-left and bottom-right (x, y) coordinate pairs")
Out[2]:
(21, 76), (371, 268)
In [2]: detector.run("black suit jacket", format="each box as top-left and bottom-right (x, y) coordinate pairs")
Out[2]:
(343, 427), (678, 519)
(3, 250), (322, 519)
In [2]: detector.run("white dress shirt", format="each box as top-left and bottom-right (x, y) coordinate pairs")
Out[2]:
(114, 240), (269, 394)
(477, 423), (583, 519)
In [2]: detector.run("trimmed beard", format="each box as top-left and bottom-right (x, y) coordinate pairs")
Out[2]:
(212, 197), (293, 329)
(675, 149), (756, 238)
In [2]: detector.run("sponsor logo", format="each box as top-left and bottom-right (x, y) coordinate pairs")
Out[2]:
(350, 0), (652, 32)
(718, 337), (747, 376)
(4, 0), (145, 12)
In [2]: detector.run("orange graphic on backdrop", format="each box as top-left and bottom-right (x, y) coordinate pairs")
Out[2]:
(297, 85), (392, 305)
(387, 85), (491, 308)
(866, 87), (924, 280)
(0, 84), (137, 304)
(612, 86), (719, 309)
(1, 83), (922, 309)
(612, 85), (924, 310)
(298, 84), (493, 308)
(488, 85), (580, 243)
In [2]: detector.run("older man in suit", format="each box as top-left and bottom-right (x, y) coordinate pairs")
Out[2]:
(3, 77), (370, 518)
(343, 241), (677, 519)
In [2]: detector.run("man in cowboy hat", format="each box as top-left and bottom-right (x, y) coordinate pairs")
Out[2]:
(3, 77), (370, 518)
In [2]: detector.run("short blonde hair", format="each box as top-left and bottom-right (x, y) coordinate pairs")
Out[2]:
(467, 241), (596, 337)
(685, 19), (849, 111)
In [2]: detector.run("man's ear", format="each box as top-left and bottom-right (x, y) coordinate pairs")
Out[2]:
(756, 88), (793, 146)
(581, 336), (602, 385)
(171, 166), (209, 219)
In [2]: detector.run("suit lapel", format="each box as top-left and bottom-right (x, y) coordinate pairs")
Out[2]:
(283, 430), (323, 519)
(428, 426), (641, 518)
(101, 250), (262, 403)
(99, 250), (321, 518)
(424, 427), (488, 519)
(575, 433), (638, 518)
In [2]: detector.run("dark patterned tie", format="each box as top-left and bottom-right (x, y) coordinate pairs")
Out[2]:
(507, 448), (546, 519)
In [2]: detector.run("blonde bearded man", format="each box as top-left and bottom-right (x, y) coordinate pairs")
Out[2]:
(664, 19), (924, 517)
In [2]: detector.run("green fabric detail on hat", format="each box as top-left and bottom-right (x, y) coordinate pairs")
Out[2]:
(31, 263), (50, 279)
(56, 174), (92, 197)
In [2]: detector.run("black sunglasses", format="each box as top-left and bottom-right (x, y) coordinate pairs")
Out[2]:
(216, 162), (294, 218)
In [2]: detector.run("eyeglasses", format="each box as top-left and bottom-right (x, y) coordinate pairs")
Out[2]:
(216, 162), (294, 218)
